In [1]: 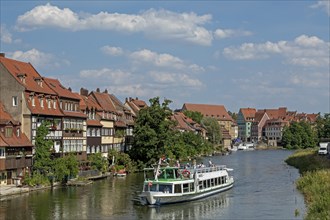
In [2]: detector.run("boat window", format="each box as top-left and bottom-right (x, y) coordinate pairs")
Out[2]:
(174, 184), (182, 193)
(159, 184), (172, 193)
(210, 179), (214, 187)
(190, 182), (195, 192)
(183, 183), (189, 193)
(199, 181), (203, 189)
(150, 184), (157, 191)
(215, 178), (218, 186)
(207, 179), (211, 188)
(203, 180), (207, 189)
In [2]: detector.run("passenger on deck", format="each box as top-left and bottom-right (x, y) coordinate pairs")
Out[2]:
(208, 159), (213, 167)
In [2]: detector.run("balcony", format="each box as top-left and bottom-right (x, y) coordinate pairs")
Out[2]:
(63, 128), (84, 137)
(5, 156), (32, 169)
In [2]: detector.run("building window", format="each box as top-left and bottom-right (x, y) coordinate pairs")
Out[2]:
(0, 148), (5, 157)
(40, 99), (44, 108)
(32, 97), (35, 106)
(48, 99), (51, 108)
(53, 100), (56, 109)
(12, 96), (18, 106)
(5, 127), (13, 137)
(16, 128), (20, 137)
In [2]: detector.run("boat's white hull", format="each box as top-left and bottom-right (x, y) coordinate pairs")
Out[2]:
(139, 178), (234, 205)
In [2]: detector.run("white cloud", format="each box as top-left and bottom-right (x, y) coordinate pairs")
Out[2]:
(8, 48), (69, 70)
(80, 68), (131, 84)
(290, 71), (329, 88)
(214, 28), (252, 39)
(101, 46), (124, 56)
(16, 3), (213, 45)
(1, 25), (12, 43)
(310, 1), (330, 16)
(149, 71), (202, 87)
(223, 35), (330, 67)
(129, 49), (204, 72)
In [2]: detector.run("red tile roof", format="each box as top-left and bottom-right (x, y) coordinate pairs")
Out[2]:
(0, 57), (56, 95)
(240, 108), (256, 121)
(24, 92), (64, 116)
(172, 112), (195, 131)
(182, 103), (233, 121)
(0, 102), (33, 147)
(44, 77), (78, 100)
(90, 91), (117, 113)
(87, 119), (103, 127)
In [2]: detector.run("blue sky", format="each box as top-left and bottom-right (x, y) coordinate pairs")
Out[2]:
(1, 1), (329, 114)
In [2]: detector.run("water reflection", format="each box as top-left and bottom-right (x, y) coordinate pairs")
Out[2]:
(143, 192), (229, 220)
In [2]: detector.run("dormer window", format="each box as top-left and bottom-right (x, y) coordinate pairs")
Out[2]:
(16, 128), (20, 137)
(48, 99), (51, 108)
(53, 100), (56, 109)
(17, 73), (26, 83)
(32, 97), (35, 106)
(34, 77), (43, 87)
(40, 98), (44, 108)
(5, 127), (13, 137)
(12, 96), (18, 107)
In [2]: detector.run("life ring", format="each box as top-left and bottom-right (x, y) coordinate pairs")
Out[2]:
(182, 169), (190, 177)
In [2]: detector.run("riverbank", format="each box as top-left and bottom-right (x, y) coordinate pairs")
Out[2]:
(285, 149), (330, 220)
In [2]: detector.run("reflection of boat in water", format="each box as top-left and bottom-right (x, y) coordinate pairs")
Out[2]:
(145, 192), (229, 220)
(139, 158), (234, 205)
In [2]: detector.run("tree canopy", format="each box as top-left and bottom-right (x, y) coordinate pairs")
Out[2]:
(282, 121), (318, 149)
(129, 97), (176, 167)
(201, 117), (222, 145)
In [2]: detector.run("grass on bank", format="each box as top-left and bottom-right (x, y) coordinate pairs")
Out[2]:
(285, 149), (330, 220)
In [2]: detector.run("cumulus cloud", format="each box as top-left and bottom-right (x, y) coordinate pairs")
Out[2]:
(8, 48), (69, 70)
(1, 25), (13, 43)
(223, 35), (330, 67)
(16, 3), (213, 45)
(214, 28), (252, 39)
(80, 68), (131, 84)
(101, 46), (205, 72)
(101, 46), (124, 56)
(310, 1), (330, 16)
(149, 71), (203, 87)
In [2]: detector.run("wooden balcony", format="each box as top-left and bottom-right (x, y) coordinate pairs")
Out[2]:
(5, 156), (32, 169)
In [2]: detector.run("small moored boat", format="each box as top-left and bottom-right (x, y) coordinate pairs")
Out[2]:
(139, 159), (234, 205)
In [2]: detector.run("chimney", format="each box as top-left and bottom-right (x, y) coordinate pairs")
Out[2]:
(68, 87), (72, 92)
(96, 88), (100, 92)
(0, 53), (5, 57)
(80, 88), (88, 96)
(104, 89), (108, 94)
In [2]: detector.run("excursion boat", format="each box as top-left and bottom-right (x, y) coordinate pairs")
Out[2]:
(139, 159), (234, 205)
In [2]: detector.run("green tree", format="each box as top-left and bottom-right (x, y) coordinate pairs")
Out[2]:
(108, 149), (134, 172)
(33, 121), (54, 175)
(228, 111), (238, 121)
(129, 97), (176, 167)
(53, 153), (79, 183)
(201, 117), (222, 145)
(316, 113), (330, 141)
(183, 110), (203, 124)
(282, 121), (317, 149)
(89, 152), (108, 173)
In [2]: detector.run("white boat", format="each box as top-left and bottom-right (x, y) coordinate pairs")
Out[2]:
(139, 159), (234, 205)
(237, 143), (247, 150)
(237, 143), (255, 151)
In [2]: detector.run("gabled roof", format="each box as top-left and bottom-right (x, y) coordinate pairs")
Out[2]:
(87, 119), (103, 127)
(240, 108), (256, 121)
(74, 93), (101, 111)
(90, 91), (116, 113)
(256, 107), (287, 120)
(0, 56), (56, 95)
(24, 92), (64, 116)
(0, 102), (19, 125)
(44, 77), (78, 100)
(172, 112), (196, 132)
(182, 103), (233, 121)
(125, 97), (148, 116)
(0, 101), (33, 147)
(254, 111), (269, 123)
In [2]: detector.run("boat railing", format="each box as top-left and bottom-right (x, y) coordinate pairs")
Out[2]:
(191, 165), (227, 174)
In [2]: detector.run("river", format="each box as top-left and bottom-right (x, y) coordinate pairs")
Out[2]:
(0, 149), (306, 220)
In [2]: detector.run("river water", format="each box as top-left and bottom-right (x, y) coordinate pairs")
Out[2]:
(0, 150), (306, 220)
